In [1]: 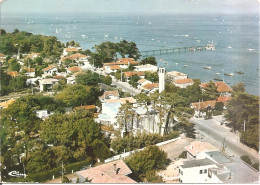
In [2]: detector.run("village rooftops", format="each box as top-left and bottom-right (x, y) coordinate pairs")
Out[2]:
(174, 78), (193, 84)
(0, 53), (6, 57)
(53, 75), (65, 79)
(64, 47), (79, 52)
(204, 151), (232, 164)
(74, 105), (96, 111)
(26, 52), (40, 59)
(181, 158), (215, 169)
(166, 71), (187, 77)
(39, 78), (59, 85)
(0, 98), (15, 109)
(184, 141), (218, 157)
(217, 96), (232, 105)
(110, 65), (121, 70)
(43, 65), (57, 72)
(67, 66), (83, 73)
(143, 83), (159, 90)
(137, 78), (147, 84)
(61, 53), (88, 62)
(200, 81), (233, 93)
(99, 91), (119, 100)
(124, 71), (145, 77)
(191, 100), (217, 111)
(104, 60), (139, 66)
(105, 97), (136, 104)
(24, 67), (35, 72)
(117, 58), (135, 62)
(211, 157), (259, 183)
(7, 71), (19, 77)
(77, 160), (136, 183)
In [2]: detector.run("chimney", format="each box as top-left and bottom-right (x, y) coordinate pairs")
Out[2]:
(190, 145), (193, 150)
(113, 164), (117, 174)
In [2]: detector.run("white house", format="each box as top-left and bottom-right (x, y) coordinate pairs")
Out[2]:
(26, 77), (41, 86)
(43, 65), (58, 76)
(173, 78), (193, 88)
(36, 110), (54, 119)
(39, 78), (59, 92)
(134, 64), (158, 72)
(124, 72), (145, 82)
(137, 79), (152, 89)
(180, 142), (260, 183)
(66, 76), (76, 84)
(97, 102), (122, 128)
(62, 47), (81, 56)
(24, 67), (35, 77)
(99, 91), (120, 102)
(166, 71), (187, 82)
(179, 159), (218, 183)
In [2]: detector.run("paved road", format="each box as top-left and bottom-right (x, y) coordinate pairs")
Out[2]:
(111, 79), (141, 96)
(190, 116), (260, 163)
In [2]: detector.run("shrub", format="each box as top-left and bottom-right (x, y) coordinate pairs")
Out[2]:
(178, 151), (187, 159)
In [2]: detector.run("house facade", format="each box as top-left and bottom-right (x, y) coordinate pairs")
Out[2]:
(173, 78), (193, 88)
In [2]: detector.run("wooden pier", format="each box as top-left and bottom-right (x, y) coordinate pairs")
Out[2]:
(141, 45), (208, 57)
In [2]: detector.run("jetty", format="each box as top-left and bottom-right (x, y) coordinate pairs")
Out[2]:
(141, 45), (212, 57)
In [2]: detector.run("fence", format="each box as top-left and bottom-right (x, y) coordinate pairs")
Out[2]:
(104, 137), (181, 163)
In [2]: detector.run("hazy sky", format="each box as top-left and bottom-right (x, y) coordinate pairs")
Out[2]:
(1, 0), (259, 15)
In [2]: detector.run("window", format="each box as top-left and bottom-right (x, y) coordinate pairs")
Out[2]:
(200, 170), (203, 174)
(204, 169), (207, 173)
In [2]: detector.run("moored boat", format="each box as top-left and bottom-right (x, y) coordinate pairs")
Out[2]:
(235, 71), (244, 74)
(203, 66), (212, 70)
(224, 73), (234, 76)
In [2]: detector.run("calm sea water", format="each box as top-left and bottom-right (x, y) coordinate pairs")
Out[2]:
(1, 13), (259, 95)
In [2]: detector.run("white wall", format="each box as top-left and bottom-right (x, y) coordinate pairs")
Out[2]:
(179, 164), (218, 183)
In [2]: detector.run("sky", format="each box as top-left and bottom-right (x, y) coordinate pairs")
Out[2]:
(0, 0), (259, 15)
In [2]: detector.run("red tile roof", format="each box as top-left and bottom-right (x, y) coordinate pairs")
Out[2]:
(7, 71), (19, 77)
(99, 91), (120, 100)
(200, 82), (232, 93)
(53, 75), (65, 79)
(174, 78), (193, 84)
(217, 96), (232, 105)
(0, 53), (6, 57)
(74, 105), (96, 111)
(65, 47), (78, 52)
(184, 141), (218, 157)
(67, 66), (83, 73)
(124, 71), (145, 77)
(191, 100), (217, 111)
(43, 65), (57, 72)
(78, 160), (136, 183)
(110, 65), (121, 70)
(104, 60), (139, 66)
(105, 97), (136, 104)
(24, 67), (35, 72)
(61, 53), (88, 62)
(143, 83), (159, 90)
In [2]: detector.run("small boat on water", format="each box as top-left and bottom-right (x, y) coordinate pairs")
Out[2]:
(205, 43), (215, 50)
(227, 46), (232, 49)
(224, 73), (234, 76)
(184, 65), (188, 67)
(248, 48), (255, 52)
(235, 71), (244, 74)
(214, 78), (223, 81)
(216, 72), (220, 75)
(204, 66), (212, 70)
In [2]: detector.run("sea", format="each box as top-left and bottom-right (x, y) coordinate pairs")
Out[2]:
(1, 12), (259, 96)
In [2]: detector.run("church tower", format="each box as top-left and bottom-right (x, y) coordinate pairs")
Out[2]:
(159, 68), (165, 93)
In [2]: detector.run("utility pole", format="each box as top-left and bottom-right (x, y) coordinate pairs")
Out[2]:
(61, 161), (64, 181)
(121, 69), (123, 82)
(23, 163), (26, 178)
(243, 120), (246, 132)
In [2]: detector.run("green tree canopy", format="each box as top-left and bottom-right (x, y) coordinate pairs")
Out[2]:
(141, 57), (157, 65)
(126, 145), (169, 179)
(55, 84), (101, 107)
(202, 81), (219, 100)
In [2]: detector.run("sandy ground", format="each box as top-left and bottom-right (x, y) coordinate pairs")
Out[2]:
(159, 137), (195, 160)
